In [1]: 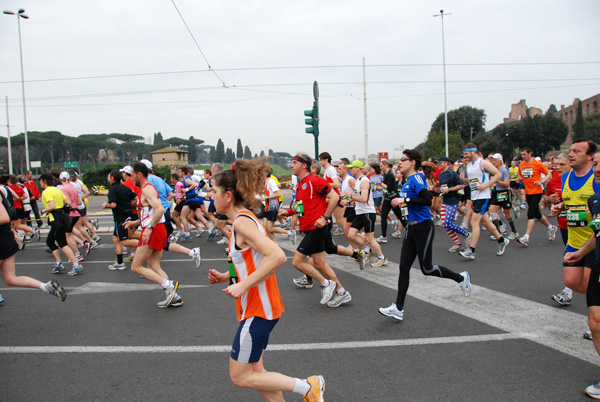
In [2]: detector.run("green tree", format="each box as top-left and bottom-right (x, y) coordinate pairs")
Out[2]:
(236, 139), (243, 159)
(430, 106), (487, 143)
(491, 114), (567, 157)
(153, 132), (164, 145)
(225, 148), (236, 163)
(573, 99), (585, 140)
(584, 113), (600, 144)
(215, 139), (225, 163)
(423, 130), (464, 161)
(243, 146), (252, 159)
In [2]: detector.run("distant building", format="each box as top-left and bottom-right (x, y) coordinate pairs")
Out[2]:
(504, 99), (543, 123)
(151, 147), (188, 174)
(554, 93), (600, 133)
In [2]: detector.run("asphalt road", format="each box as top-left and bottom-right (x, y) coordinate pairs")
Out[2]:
(0, 194), (598, 401)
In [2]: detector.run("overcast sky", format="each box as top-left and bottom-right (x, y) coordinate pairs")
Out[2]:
(1, 0), (599, 162)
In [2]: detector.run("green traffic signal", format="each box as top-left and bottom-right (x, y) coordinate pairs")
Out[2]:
(304, 105), (318, 135)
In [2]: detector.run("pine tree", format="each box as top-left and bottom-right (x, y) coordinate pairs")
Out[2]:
(573, 99), (586, 140)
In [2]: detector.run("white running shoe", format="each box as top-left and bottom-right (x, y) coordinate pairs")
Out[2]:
(189, 247), (201, 269)
(319, 281), (337, 304)
(371, 258), (388, 268)
(376, 235), (388, 244)
(287, 230), (297, 245)
(379, 303), (404, 321)
(327, 291), (352, 308)
(448, 244), (464, 253)
(459, 271), (472, 297)
(585, 381), (600, 399)
(548, 225), (558, 241)
(216, 237), (228, 245)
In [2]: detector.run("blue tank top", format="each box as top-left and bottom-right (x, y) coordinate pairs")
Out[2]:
(183, 176), (199, 201)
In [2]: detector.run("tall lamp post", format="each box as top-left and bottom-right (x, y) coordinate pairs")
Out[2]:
(3, 8), (30, 171)
(434, 9), (451, 158)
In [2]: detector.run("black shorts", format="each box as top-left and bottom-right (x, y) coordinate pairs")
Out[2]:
(491, 190), (512, 209)
(343, 207), (356, 222)
(526, 193), (544, 220)
(297, 226), (327, 256)
(510, 181), (519, 190)
(351, 213), (377, 234)
(265, 210), (278, 222)
(173, 201), (184, 213)
(208, 202), (216, 214)
(113, 219), (130, 241)
(16, 208), (28, 220)
(563, 249), (597, 269)
(186, 200), (203, 210)
(66, 216), (79, 233)
(472, 198), (491, 215)
(587, 269), (600, 307)
(215, 213), (228, 221)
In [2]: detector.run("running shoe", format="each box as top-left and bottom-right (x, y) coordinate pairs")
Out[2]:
(391, 219), (398, 233)
(459, 248), (476, 260)
(551, 289), (572, 306)
(287, 229), (297, 245)
(43, 279), (67, 301)
(89, 241), (99, 250)
(174, 230), (185, 237)
(0, 293), (4, 303)
(489, 235), (497, 241)
(584, 330), (593, 341)
(327, 291), (352, 308)
(585, 381), (600, 399)
(196, 228), (205, 238)
(35, 228), (41, 241)
(82, 242), (91, 257)
(190, 247), (202, 269)
(459, 271), (472, 297)
(127, 254), (135, 261)
(92, 219), (99, 230)
(163, 281), (180, 307)
(92, 234), (101, 242)
(448, 244), (464, 253)
(364, 248), (374, 263)
(76, 255), (85, 263)
(496, 238), (509, 256)
(319, 280), (337, 304)
(68, 264), (84, 276)
(516, 236), (529, 246)
(157, 293), (183, 308)
(464, 232), (472, 246)
(548, 225), (558, 241)
(498, 222), (507, 234)
(391, 230), (403, 238)
(371, 258), (388, 268)
(378, 303), (404, 321)
(354, 250), (366, 270)
(52, 262), (65, 274)
(216, 237), (228, 245)
(292, 275), (313, 289)
(25, 236), (33, 243)
(376, 235), (388, 244)
(521, 203), (527, 209)
(304, 375), (325, 402)
(514, 207), (520, 219)
(108, 262), (127, 271)
(181, 235), (192, 242)
(507, 232), (519, 240)
(293, 275), (313, 288)
(207, 228), (217, 241)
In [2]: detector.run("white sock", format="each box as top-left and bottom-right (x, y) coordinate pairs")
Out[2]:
(378, 255), (385, 260)
(337, 287), (346, 295)
(161, 279), (171, 289)
(292, 378), (310, 396)
(320, 280), (330, 287)
(40, 282), (48, 292)
(565, 287), (573, 298)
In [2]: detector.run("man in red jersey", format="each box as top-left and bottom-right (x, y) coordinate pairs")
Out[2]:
(279, 154), (349, 306)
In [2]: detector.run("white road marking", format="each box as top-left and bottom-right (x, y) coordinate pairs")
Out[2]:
(0, 333), (528, 354)
(0, 282), (208, 294)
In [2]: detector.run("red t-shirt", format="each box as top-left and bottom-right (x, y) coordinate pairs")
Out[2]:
(24, 180), (40, 199)
(288, 174), (331, 232)
(545, 173), (567, 229)
(124, 178), (142, 214)
(7, 184), (24, 209)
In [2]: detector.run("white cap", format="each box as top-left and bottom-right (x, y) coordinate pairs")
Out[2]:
(119, 165), (132, 175)
(59, 171), (70, 181)
(535, 156), (542, 161)
(490, 153), (503, 162)
(139, 159), (152, 169)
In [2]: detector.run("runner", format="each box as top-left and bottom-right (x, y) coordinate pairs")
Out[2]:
(0, 195), (67, 302)
(207, 158), (325, 402)
(345, 160), (388, 267)
(488, 153), (519, 240)
(459, 143), (509, 260)
(319, 152), (345, 235)
(436, 156), (471, 252)
(23, 170), (43, 228)
(377, 160), (400, 243)
(123, 163), (181, 308)
(550, 140), (599, 307)
(515, 147), (558, 246)
(379, 149), (471, 321)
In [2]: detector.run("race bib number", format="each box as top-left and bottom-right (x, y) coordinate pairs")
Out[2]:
(440, 184), (448, 191)
(589, 215), (600, 232)
(497, 191), (509, 201)
(522, 168), (534, 178)
(469, 178), (479, 192)
(566, 205), (588, 227)
(294, 200), (304, 218)
(401, 204), (409, 220)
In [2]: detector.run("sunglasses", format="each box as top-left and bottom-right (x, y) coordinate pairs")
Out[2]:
(400, 157), (410, 162)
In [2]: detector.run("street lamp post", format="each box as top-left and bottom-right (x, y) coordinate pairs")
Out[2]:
(434, 9), (452, 158)
(3, 8), (30, 171)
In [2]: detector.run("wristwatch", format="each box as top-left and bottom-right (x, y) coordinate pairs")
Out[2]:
(148, 224), (154, 230)
(405, 198), (411, 204)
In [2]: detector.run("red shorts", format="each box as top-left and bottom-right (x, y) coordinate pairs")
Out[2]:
(139, 223), (167, 251)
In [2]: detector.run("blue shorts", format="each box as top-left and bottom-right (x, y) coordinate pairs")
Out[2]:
(231, 316), (278, 364)
(373, 197), (383, 207)
(472, 198), (491, 215)
(265, 210), (279, 221)
(79, 204), (87, 217)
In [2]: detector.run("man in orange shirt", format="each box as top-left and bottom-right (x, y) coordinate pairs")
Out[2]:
(516, 147), (558, 246)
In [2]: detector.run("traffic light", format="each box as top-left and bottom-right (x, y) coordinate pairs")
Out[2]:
(304, 102), (319, 136)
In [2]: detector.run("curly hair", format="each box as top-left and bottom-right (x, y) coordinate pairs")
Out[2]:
(213, 157), (269, 210)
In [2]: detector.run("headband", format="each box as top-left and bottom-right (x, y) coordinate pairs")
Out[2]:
(463, 147), (477, 153)
(293, 155), (309, 165)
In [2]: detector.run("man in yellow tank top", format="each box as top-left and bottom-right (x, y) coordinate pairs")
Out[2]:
(550, 139), (600, 307)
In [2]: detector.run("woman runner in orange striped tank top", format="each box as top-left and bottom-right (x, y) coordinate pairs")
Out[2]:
(207, 157), (325, 402)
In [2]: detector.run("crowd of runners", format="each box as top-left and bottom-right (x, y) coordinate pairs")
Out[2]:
(2, 139), (600, 400)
